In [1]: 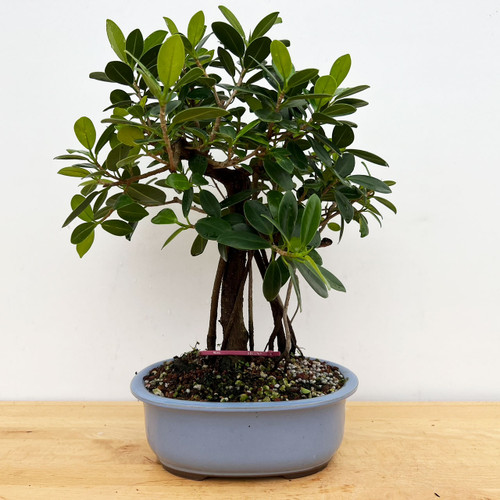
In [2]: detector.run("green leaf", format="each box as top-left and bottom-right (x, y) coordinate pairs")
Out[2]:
(235, 119), (259, 140)
(105, 61), (134, 86)
(295, 260), (328, 298)
(63, 191), (101, 228)
(76, 230), (94, 258)
(314, 75), (337, 109)
(126, 29), (144, 61)
(58, 167), (90, 178)
(319, 266), (346, 292)
(71, 194), (94, 222)
(335, 190), (354, 223)
(251, 12), (280, 40)
(322, 103), (357, 117)
(284, 261), (302, 309)
(374, 196), (397, 214)
(190, 234), (208, 256)
(217, 231), (271, 250)
(263, 259), (281, 301)
(330, 54), (351, 87)
(151, 208), (178, 224)
(244, 200), (274, 235)
(95, 124), (116, 154)
(270, 40), (292, 81)
(217, 47), (235, 77)
(199, 190), (221, 217)
(173, 106), (228, 124)
(74, 117), (96, 150)
(71, 222), (97, 244)
(143, 30), (167, 53)
(267, 190), (283, 218)
(264, 158), (295, 190)
(105, 144), (131, 171)
(278, 191), (297, 241)
(187, 11), (206, 46)
(307, 137), (332, 167)
(127, 183), (166, 206)
(162, 227), (186, 248)
(332, 124), (354, 148)
(117, 126), (143, 146)
(188, 155), (208, 175)
(335, 84), (370, 99)
(106, 20), (127, 62)
(157, 35), (185, 88)
(182, 188), (193, 218)
(255, 107), (282, 122)
(328, 222), (341, 232)
(212, 21), (245, 57)
(102, 220), (133, 236)
(287, 68), (319, 89)
(346, 149), (389, 166)
(165, 173), (191, 191)
(243, 36), (271, 69)
(335, 153), (355, 177)
(300, 194), (321, 247)
(348, 175), (392, 193)
(174, 67), (204, 89)
(54, 154), (90, 161)
(358, 213), (369, 237)
(218, 6), (245, 40)
(163, 17), (179, 35)
(117, 203), (148, 222)
(195, 217), (232, 240)
(220, 190), (253, 209)
(89, 71), (113, 83)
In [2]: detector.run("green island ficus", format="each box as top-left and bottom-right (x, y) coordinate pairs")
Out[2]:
(57, 6), (396, 358)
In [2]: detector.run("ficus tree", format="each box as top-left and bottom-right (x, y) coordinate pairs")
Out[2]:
(57, 6), (396, 358)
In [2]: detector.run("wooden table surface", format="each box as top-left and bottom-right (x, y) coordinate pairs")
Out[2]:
(0, 402), (498, 499)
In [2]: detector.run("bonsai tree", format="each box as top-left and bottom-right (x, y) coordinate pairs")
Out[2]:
(57, 6), (395, 359)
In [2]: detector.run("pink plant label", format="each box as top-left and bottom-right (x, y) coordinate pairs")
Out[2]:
(200, 350), (281, 357)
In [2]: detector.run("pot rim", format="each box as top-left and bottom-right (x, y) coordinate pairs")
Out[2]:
(131, 357), (358, 412)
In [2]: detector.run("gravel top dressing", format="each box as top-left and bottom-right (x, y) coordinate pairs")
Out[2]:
(143, 349), (346, 402)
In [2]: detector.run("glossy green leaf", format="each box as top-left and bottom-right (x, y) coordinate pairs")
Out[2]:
(243, 36), (271, 69)
(358, 213), (369, 237)
(374, 196), (397, 214)
(314, 75), (337, 109)
(217, 47), (235, 77)
(251, 12), (280, 40)
(300, 194), (321, 247)
(264, 159), (295, 190)
(255, 108), (282, 122)
(332, 124), (354, 148)
(182, 188), (193, 218)
(220, 190), (253, 209)
(71, 222), (97, 244)
(163, 17), (179, 34)
(190, 234), (208, 256)
(76, 230), (94, 258)
(58, 167), (90, 178)
(126, 29), (144, 61)
(162, 227), (186, 248)
(285, 261), (302, 309)
(117, 203), (148, 222)
(217, 231), (271, 250)
(172, 106), (229, 124)
(143, 30), (167, 53)
(71, 194), (94, 222)
(195, 217), (232, 240)
(335, 190), (354, 222)
(335, 153), (355, 177)
(212, 21), (245, 57)
(346, 149), (389, 166)
(74, 117), (96, 150)
(199, 190), (221, 217)
(106, 20), (127, 62)
(105, 144), (130, 171)
(175, 67), (204, 89)
(278, 191), (297, 240)
(187, 11), (206, 46)
(165, 173), (191, 191)
(151, 208), (178, 224)
(263, 259), (281, 301)
(335, 84), (370, 99)
(95, 125), (115, 154)
(89, 72), (113, 83)
(127, 183), (166, 206)
(188, 155), (208, 175)
(270, 40), (292, 81)
(320, 266), (346, 292)
(330, 54), (351, 87)
(105, 61), (134, 86)
(267, 190), (283, 218)
(322, 103), (357, 117)
(102, 220), (133, 236)
(218, 6), (245, 39)
(62, 191), (101, 228)
(328, 222), (341, 232)
(244, 200), (274, 235)
(287, 68), (319, 89)
(117, 126), (143, 146)
(296, 260), (328, 298)
(348, 175), (392, 193)
(157, 35), (185, 88)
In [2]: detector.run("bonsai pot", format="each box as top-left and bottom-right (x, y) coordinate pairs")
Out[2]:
(131, 358), (358, 480)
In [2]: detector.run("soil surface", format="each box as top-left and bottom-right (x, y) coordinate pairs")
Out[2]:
(143, 349), (346, 402)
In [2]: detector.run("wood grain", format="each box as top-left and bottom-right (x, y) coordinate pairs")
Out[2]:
(0, 402), (498, 499)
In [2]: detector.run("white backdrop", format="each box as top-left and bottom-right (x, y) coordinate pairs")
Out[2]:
(0, 0), (499, 401)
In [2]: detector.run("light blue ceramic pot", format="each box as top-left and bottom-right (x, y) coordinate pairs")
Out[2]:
(131, 358), (358, 480)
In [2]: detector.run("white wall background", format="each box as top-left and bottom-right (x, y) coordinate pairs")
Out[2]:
(0, 0), (498, 401)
